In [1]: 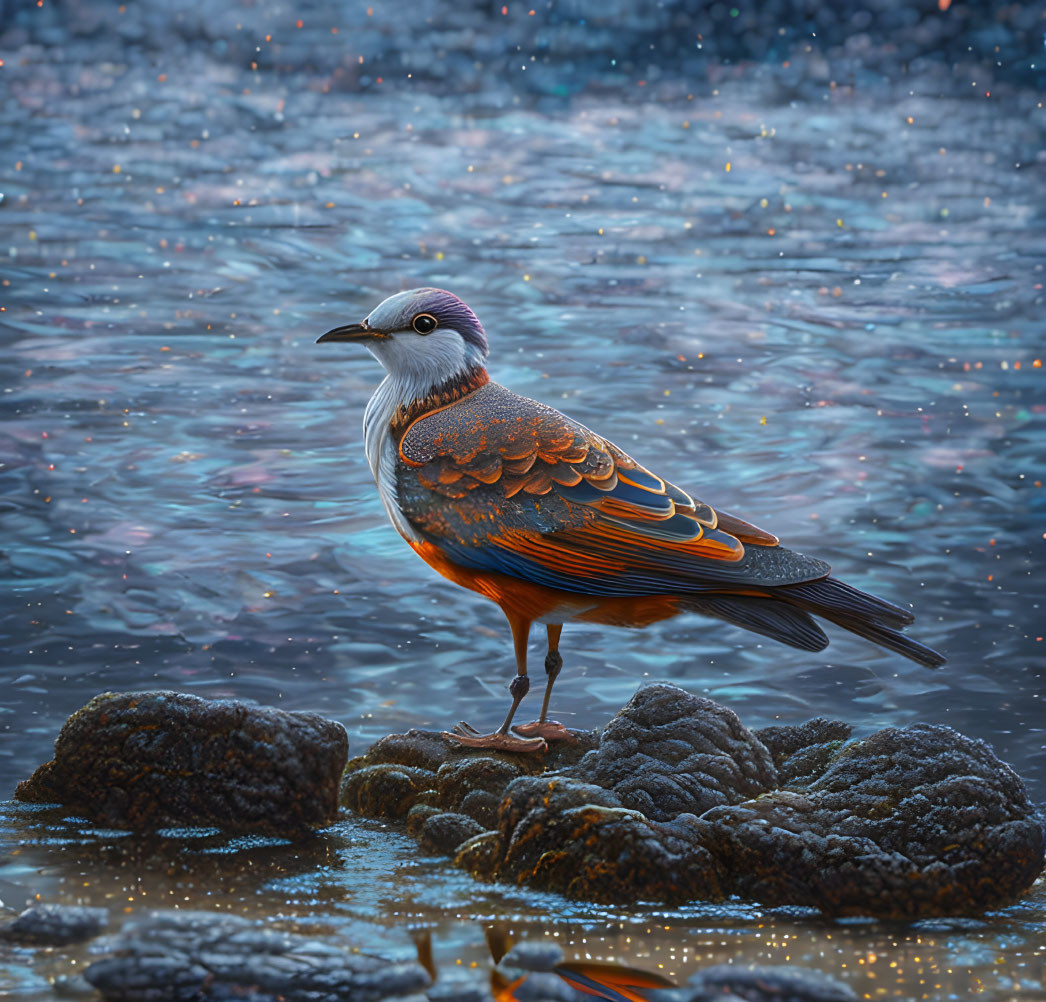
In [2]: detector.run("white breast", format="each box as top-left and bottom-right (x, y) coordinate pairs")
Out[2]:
(360, 329), (486, 544)
(362, 375), (422, 542)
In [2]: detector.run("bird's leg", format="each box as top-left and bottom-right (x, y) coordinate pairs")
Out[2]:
(539, 623), (564, 722)
(443, 610), (547, 753)
(513, 623), (576, 743)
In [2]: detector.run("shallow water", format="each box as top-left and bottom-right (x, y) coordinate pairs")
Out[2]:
(3, 803), (1045, 999)
(2, 1), (1045, 997)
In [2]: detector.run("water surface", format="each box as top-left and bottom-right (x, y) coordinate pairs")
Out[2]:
(1, 1), (1044, 997)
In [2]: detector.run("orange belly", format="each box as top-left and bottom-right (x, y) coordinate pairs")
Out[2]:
(408, 539), (683, 629)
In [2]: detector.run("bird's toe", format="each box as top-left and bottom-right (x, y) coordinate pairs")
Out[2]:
(441, 728), (547, 753)
(513, 720), (577, 744)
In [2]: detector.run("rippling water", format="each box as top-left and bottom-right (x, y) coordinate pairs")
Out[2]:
(2, 1), (1044, 996)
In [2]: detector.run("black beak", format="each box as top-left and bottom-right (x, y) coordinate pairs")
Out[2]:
(316, 321), (374, 343)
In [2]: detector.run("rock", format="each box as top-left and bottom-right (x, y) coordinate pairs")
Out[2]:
(481, 775), (723, 904)
(436, 756), (529, 812)
(576, 684), (777, 821)
(458, 789), (502, 828)
(509, 972), (582, 1001)
(454, 830), (501, 876)
(0, 903), (109, 945)
(699, 723), (1046, 919)
(82, 910), (431, 1002)
(680, 963), (857, 1001)
(498, 940), (565, 973)
(406, 803), (444, 837)
(755, 718), (853, 787)
(16, 691), (348, 837)
(341, 764), (438, 819)
(52, 973), (98, 998)
(425, 984), (488, 1002)
(415, 811), (486, 855)
(342, 683), (1045, 917)
(339, 734), (598, 828)
(361, 729), (453, 773)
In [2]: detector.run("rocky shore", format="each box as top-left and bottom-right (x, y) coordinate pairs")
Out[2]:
(15, 684), (1045, 920)
(342, 683), (1046, 919)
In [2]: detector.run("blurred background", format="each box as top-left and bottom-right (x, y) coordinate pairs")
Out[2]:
(1, 1), (1045, 993)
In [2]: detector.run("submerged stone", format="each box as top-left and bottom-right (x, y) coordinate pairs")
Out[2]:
(0, 903), (109, 945)
(82, 910), (431, 1002)
(680, 963), (857, 1001)
(16, 691), (348, 837)
(341, 682), (1046, 918)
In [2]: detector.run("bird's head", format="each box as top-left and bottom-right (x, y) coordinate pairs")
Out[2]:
(318, 288), (488, 392)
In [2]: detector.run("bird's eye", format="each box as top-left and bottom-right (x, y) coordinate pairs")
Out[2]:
(412, 313), (438, 334)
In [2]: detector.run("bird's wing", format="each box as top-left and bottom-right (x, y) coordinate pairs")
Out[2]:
(396, 382), (828, 597)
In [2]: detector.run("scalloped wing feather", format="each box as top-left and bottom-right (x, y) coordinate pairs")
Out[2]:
(399, 381), (728, 528)
(394, 381), (802, 597)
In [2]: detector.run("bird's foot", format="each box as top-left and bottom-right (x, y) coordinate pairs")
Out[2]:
(442, 722), (547, 753)
(512, 719), (577, 744)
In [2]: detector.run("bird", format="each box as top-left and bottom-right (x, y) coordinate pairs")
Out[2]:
(317, 288), (945, 753)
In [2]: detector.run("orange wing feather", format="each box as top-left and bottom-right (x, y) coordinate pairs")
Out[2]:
(395, 381), (804, 600)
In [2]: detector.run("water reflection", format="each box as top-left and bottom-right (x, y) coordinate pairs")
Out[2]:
(2, 805), (1044, 998)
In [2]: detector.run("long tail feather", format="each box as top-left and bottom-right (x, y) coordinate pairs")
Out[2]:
(814, 608), (945, 668)
(684, 595), (830, 652)
(777, 575), (945, 668)
(783, 576), (914, 628)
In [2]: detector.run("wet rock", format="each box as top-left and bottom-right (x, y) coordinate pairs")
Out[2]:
(498, 940), (565, 972)
(755, 718), (852, 787)
(436, 756), (528, 811)
(16, 691), (347, 837)
(698, 723), (1046, 919)
(680, 963), (857, 1001)
(576, 684), (777, 821)
(482, 775), (723, 904)
(415, 811), (486, 855)
(0, 903), (109, 945)
(425, 985), (488, 1002)
(340, 732), (598, 823)
(458, 789), (502, 828)
(406, 803), (444, 837)
(363, 729), (453, 773)
(82, 909), (431, 1002)
(509, 972), (582, 1001)
(454, 830), (501, 876)
(342, 763), (439, 819)
(343, 683), (1045, 917)
(52, 973), (98, 998)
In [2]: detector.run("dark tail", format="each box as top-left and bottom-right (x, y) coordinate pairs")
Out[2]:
(781, 575), (945, 668)
(684, 575), (945, 669)
(684, 594), (830, 652)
